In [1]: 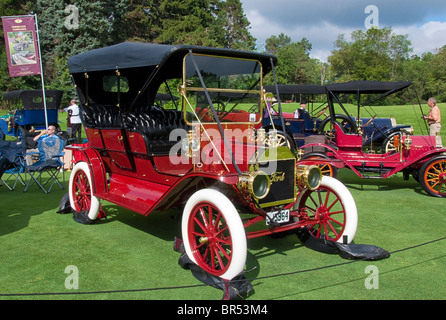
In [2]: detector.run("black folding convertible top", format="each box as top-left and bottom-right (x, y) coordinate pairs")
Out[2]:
(264, 81), (412, 96)
(325, 81), (412, 94)
(3, 90), (64, 110)
(264, 84), (325, 95)
(68, 42), (277, 74)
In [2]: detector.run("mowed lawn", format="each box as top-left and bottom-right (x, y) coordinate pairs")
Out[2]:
(1, 169), (445, 301)
(0, 102), (445, 301)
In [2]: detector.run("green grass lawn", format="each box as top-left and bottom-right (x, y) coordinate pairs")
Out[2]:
(1, 102), (445, 302)
(1, 168), (446, 301)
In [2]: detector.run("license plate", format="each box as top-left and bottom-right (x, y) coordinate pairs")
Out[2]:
(266, 209), (290, 225)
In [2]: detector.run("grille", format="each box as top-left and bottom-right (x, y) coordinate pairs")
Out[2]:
(258, 158), (296, 208)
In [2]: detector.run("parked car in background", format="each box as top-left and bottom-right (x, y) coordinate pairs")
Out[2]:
(296, 81), (446, 197)
(262, 82), (413, 152)
(0, 89), (63, 140)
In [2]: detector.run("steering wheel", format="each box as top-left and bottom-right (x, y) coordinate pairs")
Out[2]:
(318, 114), (357, 136)
(203, 100), (226, 121)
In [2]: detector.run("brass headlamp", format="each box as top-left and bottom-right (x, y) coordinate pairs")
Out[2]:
(296, 165), (322, 190)
(238, 171), (271, 200)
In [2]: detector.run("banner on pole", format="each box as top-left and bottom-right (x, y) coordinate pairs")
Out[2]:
(2, 16), (41, 77)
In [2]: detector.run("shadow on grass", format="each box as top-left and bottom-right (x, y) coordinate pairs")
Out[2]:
(0, 185), (68, 237)
(98, 202), (309, 283)
(245, 232), (307, 280)
(98, 203), (182, 242)
(336, 169), (428, 194)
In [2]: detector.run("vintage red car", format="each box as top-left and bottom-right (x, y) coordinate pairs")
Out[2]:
(296, 81), (446, 197)
(66, 42), (358, 280)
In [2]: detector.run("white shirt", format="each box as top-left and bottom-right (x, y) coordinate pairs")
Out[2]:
(65, 104), (81, 124)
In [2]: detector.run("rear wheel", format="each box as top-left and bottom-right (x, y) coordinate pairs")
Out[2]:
(264, 129), (296, 152)
(182, 189), (247, 280)
(69, 162), (100, 219)
(419, 156), (446, 197)
(295, 176), (358, 243)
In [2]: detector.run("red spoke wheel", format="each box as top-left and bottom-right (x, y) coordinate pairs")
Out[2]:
(182, 189), (246, 280)
(295, 176), (357, 243)
(420, 156), (446, 198)
(69, 162), (100, 220)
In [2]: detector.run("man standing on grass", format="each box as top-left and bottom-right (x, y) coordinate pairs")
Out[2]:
(423, 97), (442, 147)
(65, 99), (82, 143)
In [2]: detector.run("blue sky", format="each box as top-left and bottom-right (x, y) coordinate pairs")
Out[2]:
(240, 0), (446, 61)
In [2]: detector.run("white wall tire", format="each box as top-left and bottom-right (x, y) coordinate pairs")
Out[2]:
(181, 189), (247, 280)
(295, 176), (358, 243)
(69, 161), (100, 220)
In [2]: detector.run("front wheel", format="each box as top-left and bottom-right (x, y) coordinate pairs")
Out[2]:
(419, 156), (446, 197)
(181, 189), (247, 280)
(69, 161), (100, 220)
(301, 153), (338, 178)
(294, 176), (358, 243)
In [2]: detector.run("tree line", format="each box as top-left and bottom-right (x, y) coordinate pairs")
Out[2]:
(1, 0), (445, 107)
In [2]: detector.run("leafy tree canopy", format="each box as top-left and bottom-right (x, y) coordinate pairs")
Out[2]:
(0, 2), (445, 104)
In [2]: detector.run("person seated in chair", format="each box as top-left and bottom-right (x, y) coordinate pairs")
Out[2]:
(28, 125), (63, 163)
(23, 128), (39, 166)
(33, 125), (57, 142)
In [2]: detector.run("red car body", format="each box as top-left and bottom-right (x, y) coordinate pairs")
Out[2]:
(296, 82), (446, 197)
(66, 42), (358, 280)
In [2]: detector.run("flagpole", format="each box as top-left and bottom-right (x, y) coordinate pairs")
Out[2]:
(33, 13), (48, 129)
(2, 14), (48, 129)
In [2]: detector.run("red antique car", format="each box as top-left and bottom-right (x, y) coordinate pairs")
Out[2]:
(296, 81), (446, 197)
(66, 42), (358, 280)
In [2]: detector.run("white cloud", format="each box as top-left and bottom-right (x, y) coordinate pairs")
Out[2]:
(246, 9), (355, 61)
(242, 0), (446, 62)
(246, 9), (282, 46)
(394, 21), (446, 57)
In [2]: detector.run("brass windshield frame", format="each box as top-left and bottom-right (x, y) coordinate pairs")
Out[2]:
(181, 52), (265, 126)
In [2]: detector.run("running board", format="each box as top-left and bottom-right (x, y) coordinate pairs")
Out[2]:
(355, 162), (391, 179)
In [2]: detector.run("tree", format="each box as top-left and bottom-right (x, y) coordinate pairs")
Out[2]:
(218, 0), (255, 50)
(37, 0), (129, 59)
(399, 53), (432, 102)
(265, 33), (291, 55)
(145, 0), (255, 49)
(265, 35), (319, 85)
(328, 27), (412, 82)
(425, 46), (446, 101)
(148, 0), (219, 46)
(35, 0), (129, 98)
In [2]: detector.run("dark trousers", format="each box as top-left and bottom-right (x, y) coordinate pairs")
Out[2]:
(0, 157), (10, 179)
(71, 123), (82, 143)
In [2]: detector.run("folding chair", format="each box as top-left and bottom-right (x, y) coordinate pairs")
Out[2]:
(22, 135), (65, 193)
(0, 140), (26, 191)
